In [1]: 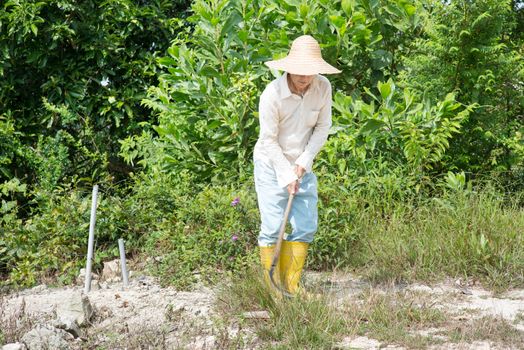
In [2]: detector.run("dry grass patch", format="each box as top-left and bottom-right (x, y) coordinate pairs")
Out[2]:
(0, 296), (39, 344)
(444, 315), (524, 346)
(338, 288), (448, 348)
(218, 268), (454, 349)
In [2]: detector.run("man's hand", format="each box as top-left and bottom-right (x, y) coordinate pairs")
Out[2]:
(287, 180), (299, 195)
(287, 166), (306, 195)
(294, 165), (306, 179)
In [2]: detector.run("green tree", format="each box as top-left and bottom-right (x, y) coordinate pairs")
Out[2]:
(400, 0), (524, 175)
(0, 0), (190, 192)
(131, 0), (425, 182)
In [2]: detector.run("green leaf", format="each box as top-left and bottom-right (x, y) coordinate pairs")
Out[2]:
(377, 80), (392, 100)
(329, 15), (346, 31)
(341, 0), (352, 16)
(299, 3), (309, 18)
(371, 49), (392, 69)
(360, 119), (386, 135)
(337, 159), (346, 174)
(221, 11), (242, 38)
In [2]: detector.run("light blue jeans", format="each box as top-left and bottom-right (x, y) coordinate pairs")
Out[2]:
(254, 160), (318, 246)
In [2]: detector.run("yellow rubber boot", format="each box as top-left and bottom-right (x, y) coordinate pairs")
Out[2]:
(259, 245), (278, 289)
(279, 241), (309, 295)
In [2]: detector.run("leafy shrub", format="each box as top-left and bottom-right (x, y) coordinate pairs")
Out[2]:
(399, 0), (524, 173)
(2, 170), (523, 290)
(0, 0), (191, 194)
(143, 182), (260, 289)
(0, 171), (187, 286)
(317, 80), (474, 202)
(127, 0), (424, 183)
(0, 171), (260, 288)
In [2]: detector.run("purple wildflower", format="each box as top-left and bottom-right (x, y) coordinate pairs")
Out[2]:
(231, 235), (238, 242)
(230, 197), (240, 207)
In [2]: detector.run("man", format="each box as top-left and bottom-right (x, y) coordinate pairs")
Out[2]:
(254, 35), (340, 295)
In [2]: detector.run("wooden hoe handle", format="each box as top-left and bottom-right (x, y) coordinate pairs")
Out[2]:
(269, 193), (295, 296)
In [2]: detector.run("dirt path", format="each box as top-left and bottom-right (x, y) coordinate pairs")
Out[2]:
(1, 272), (523, 349)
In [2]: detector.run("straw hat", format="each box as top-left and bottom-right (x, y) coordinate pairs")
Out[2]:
(265, 35), (341, 75)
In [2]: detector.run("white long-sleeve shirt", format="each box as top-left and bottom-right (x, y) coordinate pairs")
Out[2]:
(253, 72), (332, 187)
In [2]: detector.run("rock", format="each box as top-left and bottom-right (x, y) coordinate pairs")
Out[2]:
(102, 260), (121, 281)
(21, 325), (73, 350)
(55, 292), (93, 327)
(76, 268), (99, 285)
(53, 318), (82, 338)
(92, 280), (101, 290)
(30, 285), (47, 293)
(191, 335), (216, 350)
(2, 343), (27, 350)
(107, 277), (120, 284)
(335, 336), (382, 349)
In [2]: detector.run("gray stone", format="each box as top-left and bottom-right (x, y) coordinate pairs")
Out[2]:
(334, 336), (382, 349)
(55, 293), (93, 327)
(53, 318), (82, 338)
(76, 268), (99, 285)
(102, 260), (121, 281)
(191, 335), (216, 350)
(30, 285), (47, 293)
(21, 325), (73, 350)
(2, 343), (27, 350)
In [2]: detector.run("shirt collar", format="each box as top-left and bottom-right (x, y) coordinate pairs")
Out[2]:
(278, 72), (318, 100)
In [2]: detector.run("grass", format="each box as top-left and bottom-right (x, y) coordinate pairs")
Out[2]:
(217, 266), (345, 349)
(0, 296), (38, 345)
(341, 288), (448, 348)
(1, 181), (523, 348)
(514, 311), (524, 325)
(217, 267), (453, 349)
(312, 188), (524, 291)
(446, 315), (524, 345)
(218, 264), (524, 349)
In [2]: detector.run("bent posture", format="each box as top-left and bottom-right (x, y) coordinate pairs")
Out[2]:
(254, 35), (340, 294)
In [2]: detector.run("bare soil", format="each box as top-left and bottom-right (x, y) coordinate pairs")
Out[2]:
(1, 272), (523, 349)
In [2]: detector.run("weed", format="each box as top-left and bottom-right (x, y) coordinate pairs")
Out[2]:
(446, 315), (524, 346)
(0, 296), (36, 344)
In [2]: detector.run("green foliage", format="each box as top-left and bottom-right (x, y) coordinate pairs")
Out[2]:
(219, 266), (346, 349)
(400, 0), (524, 173)
(311, 176), (524, 290)
(317, 79), (474, 201)
(0, 0), (190, 190)
(0, 171), (261, 288)
(2, 170), (523, 290)
(354, 185), (524, 289)
(131, 0), (424, 182)
(1, 0), (524, 292)
(0, 171), (178, 286)
(144, 181), (260, 289)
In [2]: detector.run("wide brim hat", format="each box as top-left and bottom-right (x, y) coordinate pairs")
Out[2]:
(265, 35), (341, 75)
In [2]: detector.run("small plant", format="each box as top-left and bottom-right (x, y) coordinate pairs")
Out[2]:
(0, 297), (37, 344)
(143, 182), (260, 289)
(339, 288), (447, 348)
(217, 265), (346, 349)
(447, 315), (524, 345)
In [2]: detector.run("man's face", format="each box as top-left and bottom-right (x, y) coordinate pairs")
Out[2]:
(288, 74), (315, 92)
